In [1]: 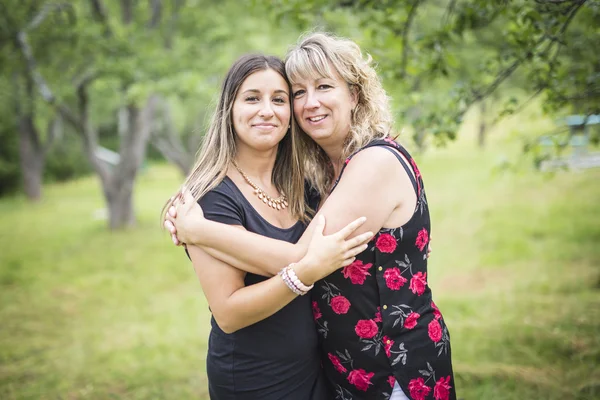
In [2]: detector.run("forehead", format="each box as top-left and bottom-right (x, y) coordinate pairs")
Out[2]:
(286, 49), (340, 86)
(239, 69), (289, 93)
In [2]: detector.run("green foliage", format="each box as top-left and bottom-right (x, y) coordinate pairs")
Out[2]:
(44, 134), (91, 183)
(260, 0), (599, 144)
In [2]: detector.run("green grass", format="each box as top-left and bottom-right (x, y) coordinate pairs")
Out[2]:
(1, 123), (599, 399)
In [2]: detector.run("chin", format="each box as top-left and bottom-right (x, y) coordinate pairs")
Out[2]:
(303, 128), (333, 143)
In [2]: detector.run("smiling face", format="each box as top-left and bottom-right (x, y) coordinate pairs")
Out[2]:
(291, 70), (357, 148)
(232, 68), (291, 152)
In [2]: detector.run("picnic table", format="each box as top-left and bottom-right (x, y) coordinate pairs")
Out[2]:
(539, 114), (600, 170)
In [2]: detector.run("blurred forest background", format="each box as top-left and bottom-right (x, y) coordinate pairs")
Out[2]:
(0, 0), (599, 399)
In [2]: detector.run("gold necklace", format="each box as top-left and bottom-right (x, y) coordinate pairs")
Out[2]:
(232, 161), (288, 211)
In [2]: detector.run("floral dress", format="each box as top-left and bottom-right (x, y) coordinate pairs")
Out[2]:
(311, 137), (457, 400)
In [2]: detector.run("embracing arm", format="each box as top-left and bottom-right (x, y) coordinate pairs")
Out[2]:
(188, 219), (305, 277)
(187, 215), (370, 333)
(188, 244), (297, 333)
(166, 148), (403, 276)
(169, 201), (369, 277)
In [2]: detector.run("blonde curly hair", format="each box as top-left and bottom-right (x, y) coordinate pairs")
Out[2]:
(285, 32), (393, 196)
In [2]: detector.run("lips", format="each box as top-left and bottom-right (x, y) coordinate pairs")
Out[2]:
(307, 115), (327, 122)
(253, 123), (277, 127)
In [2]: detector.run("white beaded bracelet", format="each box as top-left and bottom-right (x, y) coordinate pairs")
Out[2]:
(278, 264), (314, 296)
(279, 267), (303, 295)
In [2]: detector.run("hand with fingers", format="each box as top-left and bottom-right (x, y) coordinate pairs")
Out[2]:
(163, 190), (205, 246)
(294, 215), (373, 285)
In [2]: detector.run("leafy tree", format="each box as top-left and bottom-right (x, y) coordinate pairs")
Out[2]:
(3, 0), (301, 228)
(261, 0), (598, 145)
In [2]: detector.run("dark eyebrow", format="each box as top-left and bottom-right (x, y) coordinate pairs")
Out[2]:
(241, 89), (289, 96)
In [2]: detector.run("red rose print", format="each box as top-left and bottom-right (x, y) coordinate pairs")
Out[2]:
(376, 233), (397, 253)
(342, 259), (372, 285)
(433, 376), (452, 400)
(388, 375), (396, 388)
(383, 335), (394, 357)
(312, 301), (322, 321)
(432, 300), (442, 320)
(404, 312), (420, 330)
(428, 319), (443, 343)
(344, 158), (350, 165)
(410, 272), (427, 295)
(330, 295), (351, 314)
(374, 307), (382, 323)
(328, 353), (347, 374)
(408, 377), (431, 400)
(354, 319), (378, 339)
(347, 369), (374, 392)
(415, 228), (429, 251)
(384, 267), (408, 290)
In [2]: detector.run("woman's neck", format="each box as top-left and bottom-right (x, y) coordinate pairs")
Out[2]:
(319, 141), (345, 181)
(233, 147), (277, 187)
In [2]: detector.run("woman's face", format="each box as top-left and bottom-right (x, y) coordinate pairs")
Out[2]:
(291, 69), (357, 147)
(232, 68), (291, 152)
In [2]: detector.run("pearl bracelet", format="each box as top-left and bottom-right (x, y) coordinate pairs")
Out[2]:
(279, 267), (303, 296)
(286, 264), (314, 292)
(279, 264), (314, 296)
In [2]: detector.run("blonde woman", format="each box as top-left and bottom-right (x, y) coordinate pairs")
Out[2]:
(164, 54), (373, 399)
(168, 34), (456, 400)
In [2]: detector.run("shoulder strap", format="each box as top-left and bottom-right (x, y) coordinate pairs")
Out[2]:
(379, 145), (419, 196)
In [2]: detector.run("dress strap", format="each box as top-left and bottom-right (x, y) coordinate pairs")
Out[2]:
(379, 145), (419, 196)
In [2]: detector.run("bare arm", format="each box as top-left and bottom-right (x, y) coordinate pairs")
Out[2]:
(166, 147), (407, 276)
(168, 199), (369, 277)
(187, 214), (371, 333)
(188, 244), (297, 333)
(188, 219), (304, 276)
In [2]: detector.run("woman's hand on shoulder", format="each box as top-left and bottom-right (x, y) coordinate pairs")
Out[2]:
(293, 214), (373, 284)
(164, 190), (205, 246)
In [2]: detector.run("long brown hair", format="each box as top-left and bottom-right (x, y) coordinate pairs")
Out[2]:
(162, 54), (306, 221)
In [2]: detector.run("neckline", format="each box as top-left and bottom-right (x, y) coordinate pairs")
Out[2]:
(223, 176), (303, 232)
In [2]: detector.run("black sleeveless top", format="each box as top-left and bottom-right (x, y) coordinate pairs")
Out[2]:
(198, 176), (328, 400)
(309, 137), (457, 400)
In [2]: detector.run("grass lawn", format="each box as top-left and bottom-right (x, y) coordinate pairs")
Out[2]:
(1, 126), (599, 399)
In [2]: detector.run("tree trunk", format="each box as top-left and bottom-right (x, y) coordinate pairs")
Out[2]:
(18, 114), (44, 201)
(97, 96), (157, 230)
(105, 174), (136, 229)
(478, 100), (487, 148)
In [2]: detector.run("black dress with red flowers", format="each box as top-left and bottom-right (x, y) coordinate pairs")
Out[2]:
(310, 138), (457, 400)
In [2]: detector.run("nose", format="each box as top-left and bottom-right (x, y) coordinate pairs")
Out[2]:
(304, 89), (320, 110)
(258, 99), (274, 118)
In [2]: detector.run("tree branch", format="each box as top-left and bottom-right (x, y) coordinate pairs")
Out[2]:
(148, 0), (162, 28)
(399, 0), (423, 79)
(16, 30), (82, 131)
(120, 0), (133, 24)
(469, 0), (583, 106)
(26, 2), (72, 31)
(89, 0), (113, 36)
